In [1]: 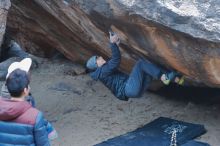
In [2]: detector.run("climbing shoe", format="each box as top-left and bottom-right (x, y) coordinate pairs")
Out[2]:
(176, 76), (185, 85)
(161, 71), (177, 85)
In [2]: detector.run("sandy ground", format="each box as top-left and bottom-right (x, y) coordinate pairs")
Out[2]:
(1, 58), (219, 146)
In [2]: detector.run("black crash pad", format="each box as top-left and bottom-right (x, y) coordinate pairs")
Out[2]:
(95, 117), (208, 146)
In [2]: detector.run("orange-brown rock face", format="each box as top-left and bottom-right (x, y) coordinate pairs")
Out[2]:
(5, 0), (220, 87)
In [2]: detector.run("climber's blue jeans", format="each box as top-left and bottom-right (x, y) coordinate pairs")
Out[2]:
(125, 59), (162, 98)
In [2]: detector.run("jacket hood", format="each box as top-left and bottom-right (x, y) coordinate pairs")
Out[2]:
(0, 98), (31, 121)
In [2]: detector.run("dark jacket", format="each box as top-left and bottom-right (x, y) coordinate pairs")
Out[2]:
(90, 43), (128, 100)
(0, 98), (50, 146)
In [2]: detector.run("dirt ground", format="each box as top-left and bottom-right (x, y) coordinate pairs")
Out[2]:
(2, 58), (219, 146)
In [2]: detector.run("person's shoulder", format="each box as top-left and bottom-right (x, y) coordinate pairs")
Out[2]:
(34, 110), (44, 122)
(34, 110), (49, 128)
(90, 67), (104, 80)
(27, 106), (40, 115)
(22, 106), (40, 125)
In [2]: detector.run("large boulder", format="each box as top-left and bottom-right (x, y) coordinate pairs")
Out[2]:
(5, 0), (220, 87)
(118, 0), (220, 43)
(0, 0), (10, 49)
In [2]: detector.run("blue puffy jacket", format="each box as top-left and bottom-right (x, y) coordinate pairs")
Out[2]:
(0, 98), (51, 146)
(90, 43), (129, 100)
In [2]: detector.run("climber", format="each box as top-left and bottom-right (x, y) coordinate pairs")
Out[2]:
(86, 32), (184, 101)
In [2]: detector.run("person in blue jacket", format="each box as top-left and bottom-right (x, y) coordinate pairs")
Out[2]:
(86, 33), (183, 101)
(0, 59), (57, 146)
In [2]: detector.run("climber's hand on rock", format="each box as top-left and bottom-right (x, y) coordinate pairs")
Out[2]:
(110, 33), (120, 45)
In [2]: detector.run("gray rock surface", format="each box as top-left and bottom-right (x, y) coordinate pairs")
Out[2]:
(117, 0), (220, 42)
(0, 0), (10, 47)
(71, 0), (220, 42)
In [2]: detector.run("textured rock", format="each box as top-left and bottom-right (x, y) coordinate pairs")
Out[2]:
(5, 0), (220, 87)
(118, 0), (220, 43)
(0, 0), (10, 49)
